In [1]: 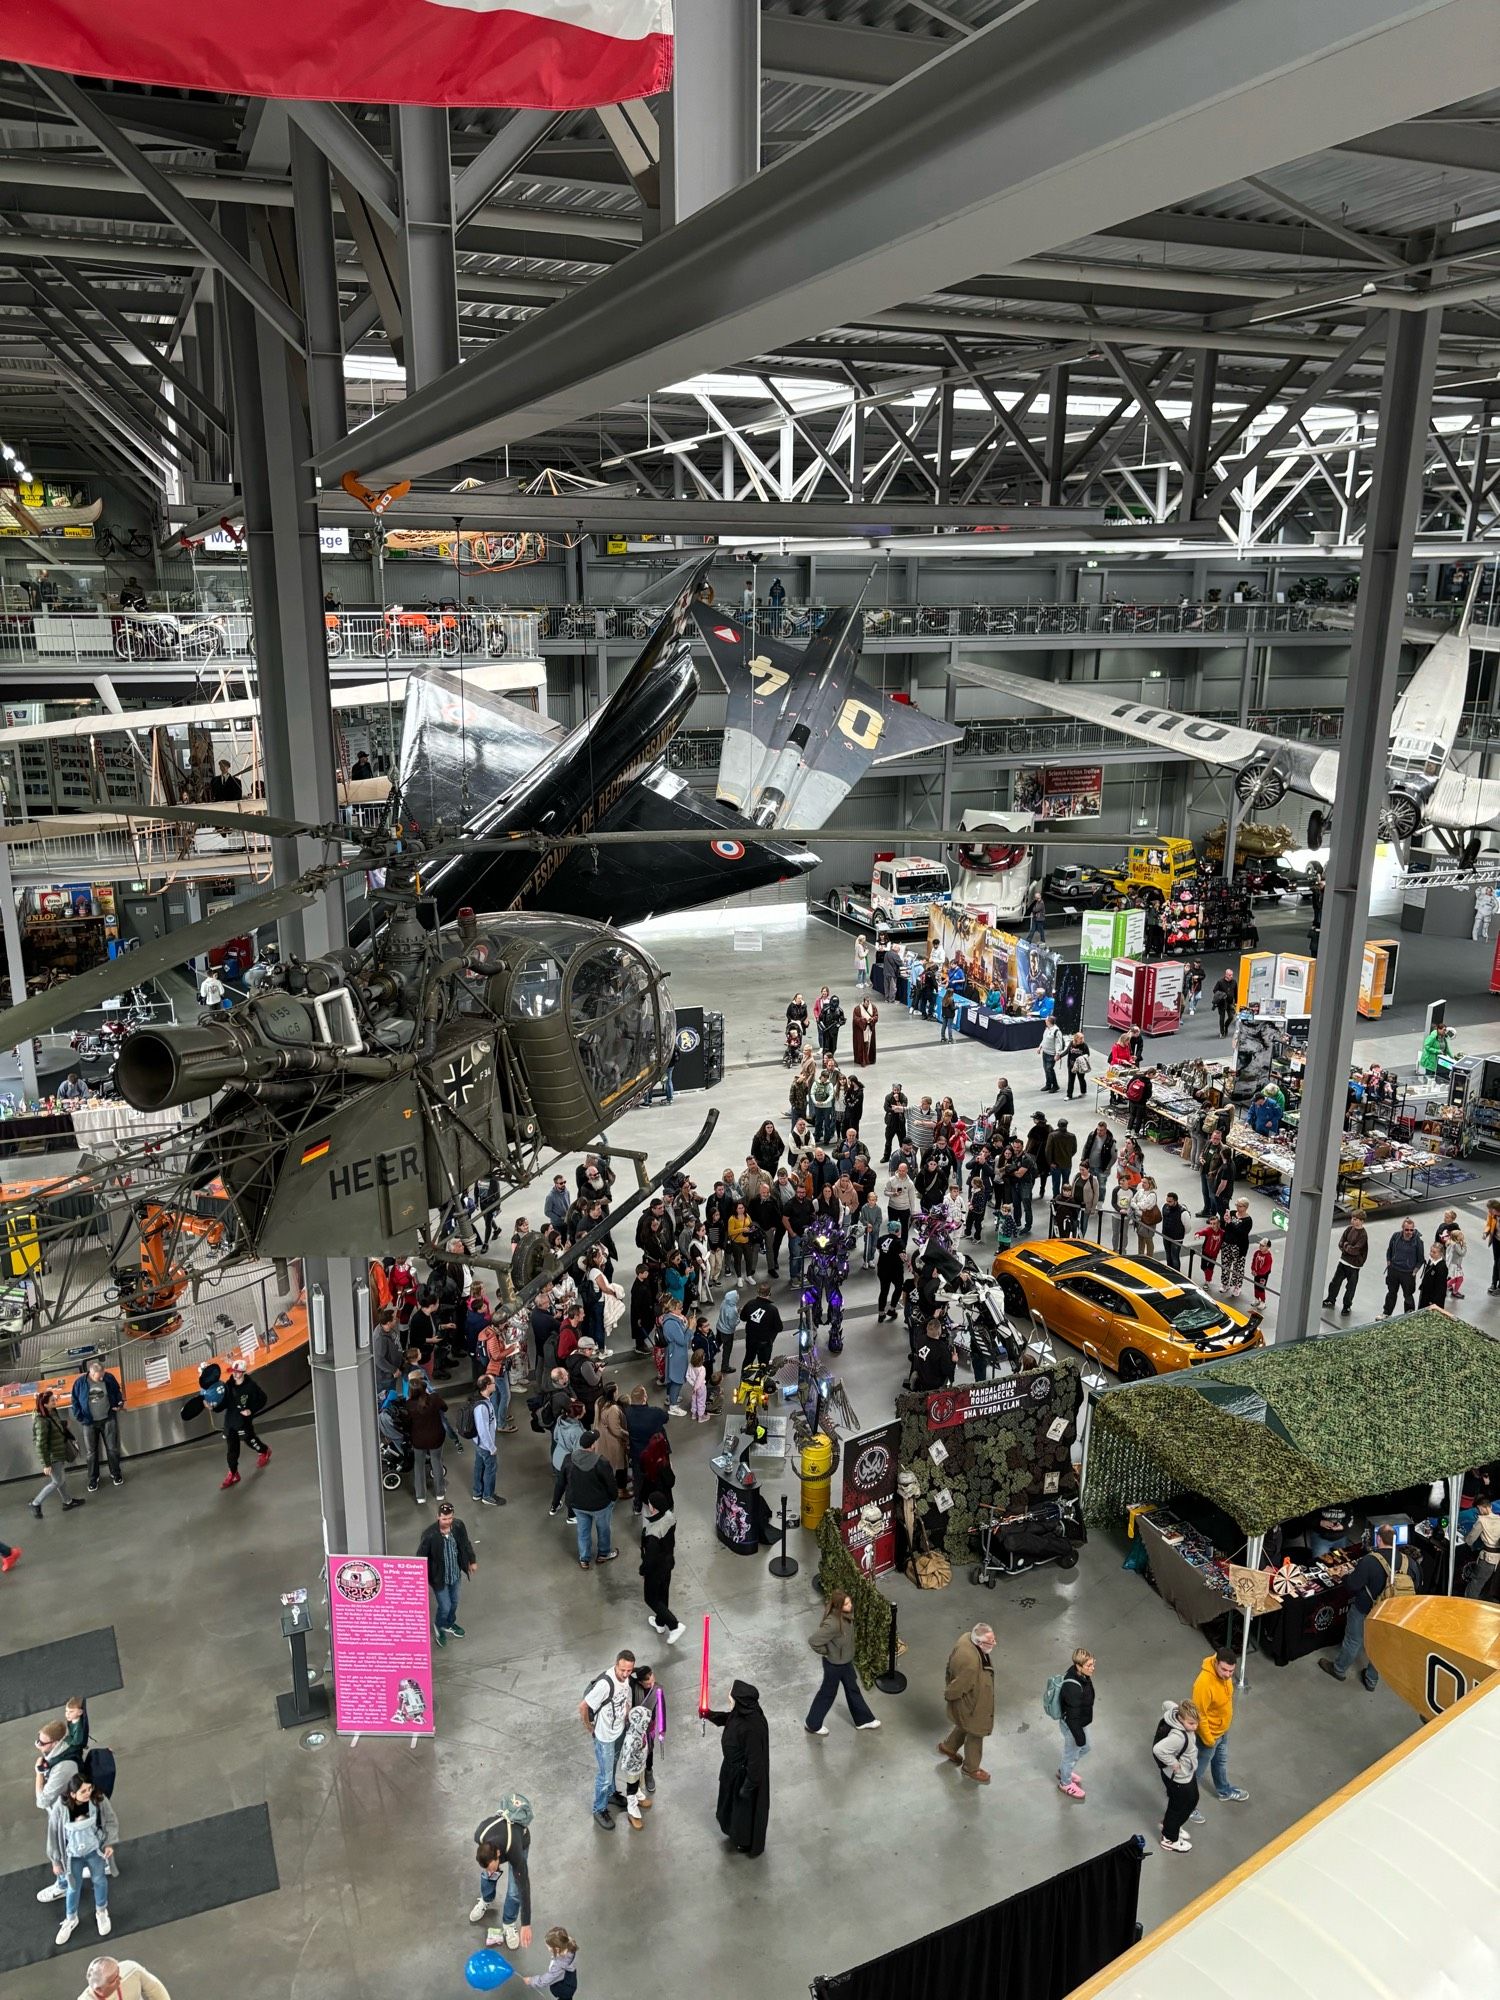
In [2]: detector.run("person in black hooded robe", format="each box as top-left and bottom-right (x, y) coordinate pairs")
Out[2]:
(705, 1679), (770, 1857)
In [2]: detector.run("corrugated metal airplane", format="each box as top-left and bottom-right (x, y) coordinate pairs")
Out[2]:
(945, 574), (1500, 856)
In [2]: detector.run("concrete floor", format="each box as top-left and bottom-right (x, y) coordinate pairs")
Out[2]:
(5, 901), (1489, 2000)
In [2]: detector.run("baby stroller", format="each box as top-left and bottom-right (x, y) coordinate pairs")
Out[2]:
(784, 1018), (805, 1067)
(380, 1431), (411, 1493)
(971, 1496), (1085, 1585)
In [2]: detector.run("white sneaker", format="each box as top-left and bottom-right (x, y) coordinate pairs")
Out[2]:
(647, 1616), (665, 1634)
(37, 1882), (65, 1902)
(668, 1405), (686, 1417)
(856, 1718), (882, 1730)
(55, 1915), (79, 1945)
(469, 1900), (489, 1923)
(1160, 1835), (1193, 1852)
(665, 1623), (684, 1645)
(502, 1924), (522, 1950)
(96, 1909), (112, 1937)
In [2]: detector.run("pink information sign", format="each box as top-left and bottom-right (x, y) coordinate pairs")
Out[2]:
(328, 1554), (434, 1736)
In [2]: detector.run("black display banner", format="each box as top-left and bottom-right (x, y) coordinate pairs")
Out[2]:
(840, 1421), (902, 1512)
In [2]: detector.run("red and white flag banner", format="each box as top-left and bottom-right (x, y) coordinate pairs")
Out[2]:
(1, 0), (672, 109)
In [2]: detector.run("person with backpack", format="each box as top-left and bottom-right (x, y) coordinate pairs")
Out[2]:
(46, 1772), (118, 1945)
(1318, 1526), (1415, 1690)
(470, 1795), (533, 1949)
(34, 1716), (83, 1902)
(1048, 1648), (1095, 1801)
(580, 1652), (636, 1830)
(467, 1375), (505, 1508)
(1152, 1699), (1201, 1852)
(1124, 1067), (1153, 1134)
(404, 1378), (449, 1505)
(416, 1500), (477, 1648)
(201, 1356), (271, 1491)
(30, 1387), (83, 1519)
(1190, 1647), (1249, 1807)
(548, 1400), (585, 1521)
(567, 1429), (619, 1571)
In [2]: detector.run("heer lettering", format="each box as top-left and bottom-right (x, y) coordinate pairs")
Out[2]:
(328, 1145), (421, 1201)
(353, 1159), (374, 1192)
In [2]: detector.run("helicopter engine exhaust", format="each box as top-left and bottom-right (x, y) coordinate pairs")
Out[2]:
(117, 1019), (395, 1111)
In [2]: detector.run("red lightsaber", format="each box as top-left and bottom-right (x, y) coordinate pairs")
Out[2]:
(697, 1613), (711, 1719)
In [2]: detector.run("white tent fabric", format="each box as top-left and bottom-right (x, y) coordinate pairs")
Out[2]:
(1074, 1678), (1500, 2000)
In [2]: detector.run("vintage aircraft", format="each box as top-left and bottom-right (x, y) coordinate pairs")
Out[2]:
(690, 592), (962, 829)
(945, 575), (1499, 855)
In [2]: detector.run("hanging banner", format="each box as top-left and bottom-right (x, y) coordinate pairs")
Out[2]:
(840, 1421), (901, 1513)
(925, 1373), (1058, 1433)
(1034, 765), (1104, 821)
(0, 2), (674, 110)
(328, 1554), (435, 1736)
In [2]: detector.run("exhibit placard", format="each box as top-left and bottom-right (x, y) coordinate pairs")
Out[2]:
(925, 1372), (1057, 1432)
(1038, 764), (1104, 820)
(840, 1421), (902, 1511)
(328, 1554), (434, 1735)
(1080, 911), (1117, 971)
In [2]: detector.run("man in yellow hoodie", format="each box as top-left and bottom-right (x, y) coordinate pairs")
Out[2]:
(1189, 1646), (1249, 1815)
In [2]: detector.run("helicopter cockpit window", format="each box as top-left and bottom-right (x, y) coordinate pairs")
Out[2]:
(508, 948), (564, 1019)
(568, 944), (662, 1111)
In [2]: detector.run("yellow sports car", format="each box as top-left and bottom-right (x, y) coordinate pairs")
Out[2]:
(991, 1239), (1264, 1379)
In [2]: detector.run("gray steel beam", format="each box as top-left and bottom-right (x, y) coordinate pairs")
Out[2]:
(23, 66), (304, 354)
(1180, 350), (1218, 520)
(1201, 321), (1385, 517)
(285, 101), (400, 231)
(30, 322), (194, 474)
(396, 108), (460, 390)
(47, 356), (176, 482)
(307, 1260), (386, 1559)
(1099, 342), (1193, 472)
(291, 127), (348, 461)
(1045, 366), (1068, 507)
(666, 0), (760, 224)
(57, 266), (230, 437)
(1275, 304), (1441, 1342)
(1339, 119), (1500, 175)
(310, 0), (1500, 484)
(335, 173), (405, 362)
(759, 13), (936, 91)
(452, 110), (560, 228)
(1241, 173), (1408, 270)
(26, 274), (215, 459)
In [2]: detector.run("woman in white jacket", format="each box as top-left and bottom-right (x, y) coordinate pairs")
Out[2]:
(1129, 1176), (1162, 1259)
(1152, 1699), (1200, 1853)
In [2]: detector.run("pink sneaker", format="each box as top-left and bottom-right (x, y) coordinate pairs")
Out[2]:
(1058, 1777), (1085, 1800)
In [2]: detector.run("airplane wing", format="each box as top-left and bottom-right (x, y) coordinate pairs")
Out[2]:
(869, 698), (965, 767)
(945, 657), (1338, 805)
(1425, 766), (1500, 832)
(397, 665), (562, 826)
(689, 604), (808, 812)
(544, 768), (816, 927)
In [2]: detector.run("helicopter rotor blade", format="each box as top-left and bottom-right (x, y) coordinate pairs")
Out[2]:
(458, 826), (1110, 851)
(0, 859), (369, 1048)
(0, 801), (332, 845)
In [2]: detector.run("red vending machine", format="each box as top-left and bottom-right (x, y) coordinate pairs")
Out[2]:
(1107, 958), (1185, 1036)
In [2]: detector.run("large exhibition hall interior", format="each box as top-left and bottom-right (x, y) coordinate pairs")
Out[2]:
(0, 7), (1499, 1999)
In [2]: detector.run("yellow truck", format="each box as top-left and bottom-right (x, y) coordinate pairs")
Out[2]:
(1100, 837), (1198, 906)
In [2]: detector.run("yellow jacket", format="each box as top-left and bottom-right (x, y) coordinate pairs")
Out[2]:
(1192, 1653), (1234, 1745)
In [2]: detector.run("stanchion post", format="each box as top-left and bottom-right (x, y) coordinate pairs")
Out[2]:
(874, 1603), (907, 1695)
(768, 1493), (799, 1579)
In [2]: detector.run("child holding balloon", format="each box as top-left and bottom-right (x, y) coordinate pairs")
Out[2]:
(525, 1927), (580, 1995)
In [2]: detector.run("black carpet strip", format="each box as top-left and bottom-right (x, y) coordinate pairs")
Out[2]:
(0, 1626), (121, 1725)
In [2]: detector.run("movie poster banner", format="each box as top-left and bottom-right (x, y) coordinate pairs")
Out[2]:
(328, 1554), (435, 1736)
(1014, 765), (1104, 821)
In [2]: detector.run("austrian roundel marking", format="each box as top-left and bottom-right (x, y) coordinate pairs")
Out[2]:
(711, 838), (745, 860)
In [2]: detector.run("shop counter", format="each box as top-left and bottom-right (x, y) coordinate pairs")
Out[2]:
(0, 1113), (76, 1158)
(959, 1009), (1046, 1053)
(1136, 1511), (1235, 1630)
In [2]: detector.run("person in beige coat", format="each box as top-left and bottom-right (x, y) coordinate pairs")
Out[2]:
(937, 1623), (996, 1783)
(594, 1385), (630, 1496)
(78, 1961), (170, 2000)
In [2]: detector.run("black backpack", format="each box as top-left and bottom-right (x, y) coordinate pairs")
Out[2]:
(457, 1396), (480, 1441)
(81, 1745), (116, 1798)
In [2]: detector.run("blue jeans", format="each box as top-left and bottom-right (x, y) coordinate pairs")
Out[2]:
(434, 1579), (462, 1631)
(862, 1220), (879, 1265)
(492, 1375), (511, 1428)
(1332, 1602), (1377, 1683)
(576, 1503), (614, 1563)
(1059, 1722), (1089, 1786)
(472, 1447), (497, 1500)
(1196, 1731), (1232, 1795)
(593, 1734), (618, 1812)
(940, 1015), (954, 1043)
(478, 1867), (523, 1923)
(805, 1658), (874, 1730)
(65, 1851), (108, 1919)
(856, 967), (867, 987)
(1042, 1053), (1057, 1090)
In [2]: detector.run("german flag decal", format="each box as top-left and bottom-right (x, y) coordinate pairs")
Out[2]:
(300, 1138), (331, 1167)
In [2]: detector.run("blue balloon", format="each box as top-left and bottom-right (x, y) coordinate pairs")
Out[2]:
(464, 1948), (513, 1991)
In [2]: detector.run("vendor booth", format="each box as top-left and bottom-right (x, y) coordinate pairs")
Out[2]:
(1106, 957), (1184, 1036)
(1083, 1311), (1500, 1682)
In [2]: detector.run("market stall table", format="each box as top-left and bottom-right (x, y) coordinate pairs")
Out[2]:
(959, 1009), (1046, 1053)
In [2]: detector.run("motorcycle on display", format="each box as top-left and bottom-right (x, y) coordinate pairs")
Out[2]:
(373, 605), (460, 658)
(113, 612), (227, 661)
(324, 612), (344, 658)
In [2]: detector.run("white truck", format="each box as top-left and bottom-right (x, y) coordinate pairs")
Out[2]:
(823, 854), (952, 933)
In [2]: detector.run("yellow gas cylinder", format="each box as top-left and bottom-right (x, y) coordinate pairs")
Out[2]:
(799, 1431), (837, 1531)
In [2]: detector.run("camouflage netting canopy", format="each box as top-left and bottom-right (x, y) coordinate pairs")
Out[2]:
(1083, 1311), (1500, 1536)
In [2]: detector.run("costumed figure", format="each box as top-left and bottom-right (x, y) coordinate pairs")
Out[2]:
(800, 1214), (852, 1354)
(704, 1680), (771, 1858)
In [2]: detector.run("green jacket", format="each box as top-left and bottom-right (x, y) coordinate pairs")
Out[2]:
(34, 1407), (70, 1468)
